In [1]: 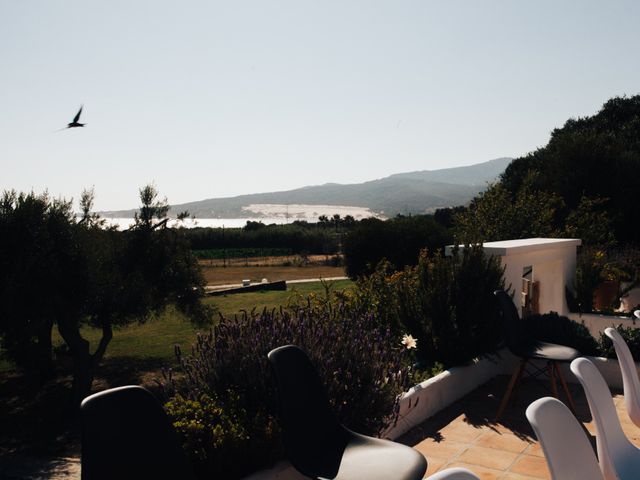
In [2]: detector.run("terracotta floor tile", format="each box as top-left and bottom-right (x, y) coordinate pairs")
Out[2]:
(508, 454), (550, 479)
(413, 438), (468, 460)
(443, 462), (503, 480)
(439, 417), (485, 443)
(502, 473), (547, 480)
(457, 445), (519, 471)
(474, 431), (532, 454)
(486, 423), (529, 436)
(583, 421), (597, 434)
(523, 442), (544, 458)
(399, 375), (630, 480)
(424, 456), (447, 477)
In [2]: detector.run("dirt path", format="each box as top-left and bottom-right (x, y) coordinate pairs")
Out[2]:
(200, 264), (346, 286)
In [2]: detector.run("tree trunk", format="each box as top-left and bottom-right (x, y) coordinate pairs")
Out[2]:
(35, 317), (55, 383)
(58, 320), (113, 412)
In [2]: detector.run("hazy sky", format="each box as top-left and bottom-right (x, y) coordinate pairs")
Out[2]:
(2, 1), (639, 211)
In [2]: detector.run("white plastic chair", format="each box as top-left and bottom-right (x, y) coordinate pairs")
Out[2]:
(427, 467), (480, 480)
(570, 357), (640, 480)
(526, 397), (602, 480)
(604, 327), (640, 427)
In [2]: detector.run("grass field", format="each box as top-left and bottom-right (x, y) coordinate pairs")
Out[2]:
(0, 273), (352, 375)
(37, 279), (354, 366)
(0, 280), (356, 460)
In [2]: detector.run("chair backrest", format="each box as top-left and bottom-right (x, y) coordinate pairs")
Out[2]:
(570, 357), (640, 480)
(268, 345), (348, 479)
(526, 397), (602, 480)
(604, 327), (640, 426)
(493, 290), (525, 352)
(81, 385), (195, 480)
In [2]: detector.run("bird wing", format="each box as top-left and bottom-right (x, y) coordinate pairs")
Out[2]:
(73, 105), (83, 123)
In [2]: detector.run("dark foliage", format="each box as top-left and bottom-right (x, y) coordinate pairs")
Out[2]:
(163, 304), (411, 479)
(0, 192), (81, 381)
(342, 215), (452, 278)
(0, 187), (209, 408)
(347, 245), (505, 367)
(453, 173), (564, 244)
(410, 246), (506, 366)
(183, 223), (339, 255)
(433, 206), (466, 230)
(598, 324), (640, 360)
(500, 95), (640, 245)
(524, 312), (600, 356)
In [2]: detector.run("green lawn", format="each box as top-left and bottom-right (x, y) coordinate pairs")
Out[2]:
(35, 279), (353, 366)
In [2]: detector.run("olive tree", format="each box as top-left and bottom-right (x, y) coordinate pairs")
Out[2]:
(0, 186), (210, 408)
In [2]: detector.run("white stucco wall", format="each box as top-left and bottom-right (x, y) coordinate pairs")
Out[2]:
(446, 238), (582, 316)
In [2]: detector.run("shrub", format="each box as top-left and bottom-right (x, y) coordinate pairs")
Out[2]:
(598, 324), (640, 360)
(524, 312), (600, 356)
(413, 246), (506, 366)
(164, 305), (411, 479)
(165, 392), (278, 479)
(343, 215), (452, 278)
(346, 245), (505, 368)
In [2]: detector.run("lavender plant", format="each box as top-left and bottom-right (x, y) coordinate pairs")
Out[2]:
(164, 304), (411, 478)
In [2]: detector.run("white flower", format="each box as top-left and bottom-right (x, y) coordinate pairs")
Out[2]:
(401, 334), (417, 350)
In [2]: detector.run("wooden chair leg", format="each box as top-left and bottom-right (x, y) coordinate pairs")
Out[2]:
(496, 359), (527, 421)
(548, 361), (558, 399)
(554, 361), (577, 413)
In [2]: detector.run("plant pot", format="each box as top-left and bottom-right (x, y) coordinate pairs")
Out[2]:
(593, 280), (619, 312)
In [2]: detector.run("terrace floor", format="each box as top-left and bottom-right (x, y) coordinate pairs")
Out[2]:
(2, 374), (639, 479)
(399, 374), (640, 480)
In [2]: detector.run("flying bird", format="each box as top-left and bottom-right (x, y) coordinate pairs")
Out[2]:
(56, 106), (86, 131)
(67, 105), (85, 128)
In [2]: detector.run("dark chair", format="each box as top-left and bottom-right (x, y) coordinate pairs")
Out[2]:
(494, 290), (580, 420)
(267, 344), (427, 480)
(80, 385), (196, 480)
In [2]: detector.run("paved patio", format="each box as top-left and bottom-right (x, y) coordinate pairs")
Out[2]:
(399, 373), (640, 480)
(3, 373), (639, 479)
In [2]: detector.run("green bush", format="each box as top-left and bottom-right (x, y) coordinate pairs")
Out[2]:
(345, 245), (505, 368)
(524, 312), (599, 356)
(165, 393), (279, 479)
(413, 246), (506, 366)
(598, 324), (640, 360)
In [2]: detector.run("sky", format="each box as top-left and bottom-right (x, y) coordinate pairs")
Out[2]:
(2, 1), (639, 211)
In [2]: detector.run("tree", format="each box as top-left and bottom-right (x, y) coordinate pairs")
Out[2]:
(563, 196), (616, 248)
(134, 184), (169, 229)
(454, 173), (564, 243)
(0, 186), (210, 409)
(343, 215), (452, 277)
(318, 215), (329, 227)
(0, 191), (79, 382)
(342, 215), (356, 228)
(500, 95), (640, 244)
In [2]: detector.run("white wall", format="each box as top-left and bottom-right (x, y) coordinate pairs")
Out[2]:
(447, 239), (582, 316)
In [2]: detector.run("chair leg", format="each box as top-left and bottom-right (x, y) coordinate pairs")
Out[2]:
(496, 359), (527, 421)
(548, 361), (558, 399)
(554, 362), (577, 413)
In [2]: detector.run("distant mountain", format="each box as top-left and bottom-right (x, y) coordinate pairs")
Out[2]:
(103, 157), (512, 219)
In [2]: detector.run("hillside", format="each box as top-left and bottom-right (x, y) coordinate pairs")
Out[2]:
(104, 157), (512, 219)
